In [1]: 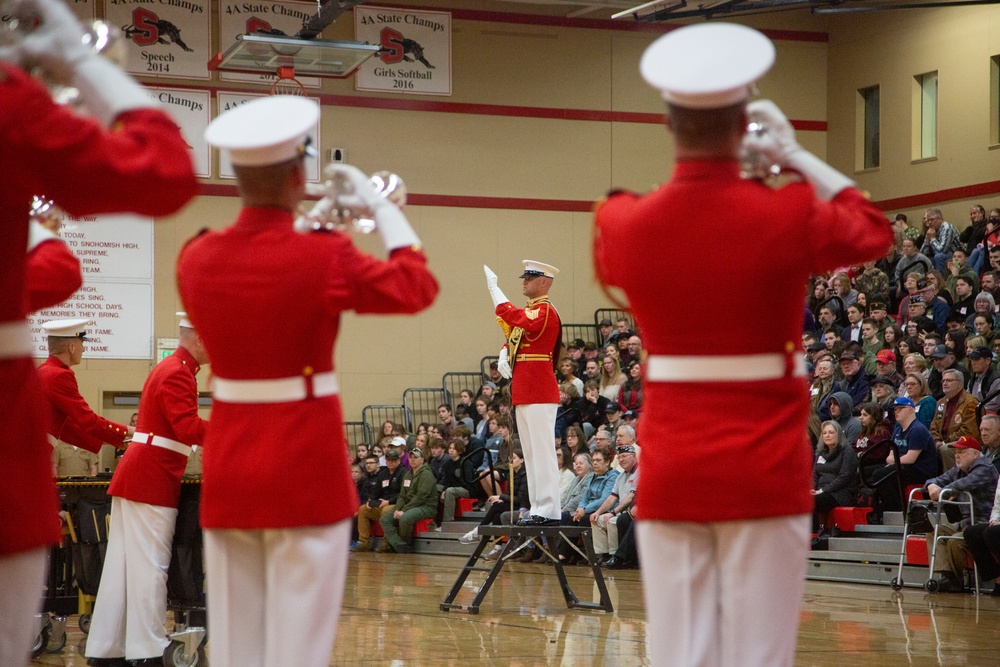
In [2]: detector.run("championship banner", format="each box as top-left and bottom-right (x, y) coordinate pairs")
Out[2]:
(145, 86), (211, 177)
(29, 213), (156, 360)
(104, 0), (211, 80)
(215, 92), (320, 182)
(218, 0), (321, 88)
(354, 5), (451, 96)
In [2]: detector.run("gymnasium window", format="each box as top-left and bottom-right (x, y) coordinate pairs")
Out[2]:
(856, 84), (880, 170)
(912, 71), (938, 160)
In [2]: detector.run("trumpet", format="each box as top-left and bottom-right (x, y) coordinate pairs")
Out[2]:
(739, 118), (782, 181)
(297, 165), (407, 234)
(0, 1), (124, 106)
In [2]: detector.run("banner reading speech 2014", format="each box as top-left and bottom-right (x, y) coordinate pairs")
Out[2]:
(104, 0), (211, 80)
(355, 6), (451, 96)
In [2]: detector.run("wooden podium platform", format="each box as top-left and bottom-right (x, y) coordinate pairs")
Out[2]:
(439, 524), (614, 615)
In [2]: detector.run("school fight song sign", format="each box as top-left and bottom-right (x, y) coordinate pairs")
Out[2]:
(354, 5), (451, 96)
(29, 215), (155, 360)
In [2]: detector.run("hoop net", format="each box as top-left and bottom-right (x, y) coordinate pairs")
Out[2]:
(269, 65), (306, 96)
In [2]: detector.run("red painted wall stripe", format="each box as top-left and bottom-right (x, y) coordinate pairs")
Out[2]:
(400, 4), (828, 42)
(162, 81), (825, 130)
(203, 179), (1000, 214)
(874, 180), (1000, 211)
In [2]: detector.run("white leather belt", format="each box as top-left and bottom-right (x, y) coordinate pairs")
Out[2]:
(645, 353), (806, 382)
(212, 371), (339, 404)
(0, 321), (32, 359)
(132, 431), (192, 457)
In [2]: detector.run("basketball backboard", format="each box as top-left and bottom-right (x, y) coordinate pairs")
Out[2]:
(208, 33), (380, 79)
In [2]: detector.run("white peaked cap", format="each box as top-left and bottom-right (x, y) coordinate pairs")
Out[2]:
(519, 260), (559, 279)
(205, 96), (320, 167)
(640, 23), (775, 109)
(177, 312), (193, 329)
(41, 318), (90, 338)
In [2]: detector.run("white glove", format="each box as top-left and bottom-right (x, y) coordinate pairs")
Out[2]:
(0, 0), (158, 128)
(326, 164), (420, 251)
(743, 99), (855, 201)
(27, 218), (60, 252)
(0, 0), (89, 82)
(483, 265), (509, 308)
(497, 347), (512, 379)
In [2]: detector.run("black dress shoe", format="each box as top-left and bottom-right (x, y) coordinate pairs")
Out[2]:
(517, 515), (560, 526)
(130, 659), (167, 667)
(603, 557), (625, 569)
(87, 659), (129, 667)
(934, 572), (965, 593)
(865, 511), (883, 525)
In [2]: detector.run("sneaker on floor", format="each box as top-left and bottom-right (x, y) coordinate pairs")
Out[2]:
(350, 541), (370, 553)
(375, 540), (393, 553)
(483, 544), (505, 561)
(459, 527), (480, 544)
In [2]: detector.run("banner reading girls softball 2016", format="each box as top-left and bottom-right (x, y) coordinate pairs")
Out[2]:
(104, 0), (211, 80)
(354, 5), (451, 96)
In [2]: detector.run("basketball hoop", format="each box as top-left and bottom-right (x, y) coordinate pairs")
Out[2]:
(269, 65), (306, 96)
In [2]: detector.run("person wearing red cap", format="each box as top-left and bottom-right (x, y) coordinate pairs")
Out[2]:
(921, 436), (999, 592)
(875, 349), (903, 389)
(593, 22), (893, 667)
(0, 0), (197, 661)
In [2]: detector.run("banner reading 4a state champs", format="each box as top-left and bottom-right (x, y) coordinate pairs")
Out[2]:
(105, 0), (211, 80)
(355, 6), (451, 96)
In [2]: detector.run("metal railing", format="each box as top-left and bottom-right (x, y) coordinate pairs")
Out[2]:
(361, 404), (410, 444)
(562, 322), (598, 349)
(402, 388), (447, 433)
(343, 421), (370, 448)
(443, 371), (485, 406)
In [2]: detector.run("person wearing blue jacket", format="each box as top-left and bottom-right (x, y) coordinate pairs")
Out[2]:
(558, 448), (619, 563)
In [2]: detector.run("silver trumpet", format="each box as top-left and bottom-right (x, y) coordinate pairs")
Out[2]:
(297, 165), (407, 234)
(1, 3), (124, 106)
(739, 117), (783, 181)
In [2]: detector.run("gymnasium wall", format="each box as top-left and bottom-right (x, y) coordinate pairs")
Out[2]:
(64, 2), (833, 446)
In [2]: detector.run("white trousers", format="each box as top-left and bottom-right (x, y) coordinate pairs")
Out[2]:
(515, 403), (561, 519)
(86, 497), (178, 660)
(0, 548), (47, 667)
(592, 513), (621, 555)
(638, 515), (810, 667)
(204, 520), (350, 667)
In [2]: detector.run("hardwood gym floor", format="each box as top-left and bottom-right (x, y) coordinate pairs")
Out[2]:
(33, 553), (1000, 666)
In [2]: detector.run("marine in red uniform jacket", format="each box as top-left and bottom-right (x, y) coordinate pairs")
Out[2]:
(496, 297), (562, 406)
(0, 64), (196, 557)
(594, 161), (892, 524)
(176, 209), (439, 530)
(109, 346), (208, 508)
(37, 356), (129, 454)
(25, 237), (81, 314)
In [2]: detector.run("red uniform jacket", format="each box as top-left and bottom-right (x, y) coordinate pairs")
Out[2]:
(594, 160), (893, 523)
(177, 208), (439, 529)
(497, 296), (561, 405)
(26, 240), (81, 314)
(109, 347), (207, 508)
(0, 64), (197, 556)
(37, 356), (129, 453)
